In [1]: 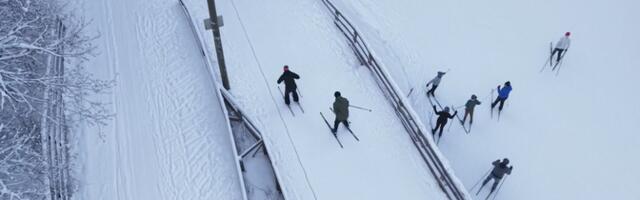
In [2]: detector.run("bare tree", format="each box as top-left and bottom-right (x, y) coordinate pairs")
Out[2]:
(0, 117), (48, 200)
(1, 0), (109, 122)
(1, 0), (110, 199)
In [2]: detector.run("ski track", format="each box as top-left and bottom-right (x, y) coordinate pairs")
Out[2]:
(101, 1), (135, 199)
(75, 0), (244, 199)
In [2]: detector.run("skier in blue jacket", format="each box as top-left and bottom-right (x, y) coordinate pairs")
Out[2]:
(491, 81), (512, 111)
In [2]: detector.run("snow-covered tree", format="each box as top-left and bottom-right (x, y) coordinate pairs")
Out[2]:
(0, 120), (47, 200)
(1, 0), (109, 118)
(1, 0), (110, 199)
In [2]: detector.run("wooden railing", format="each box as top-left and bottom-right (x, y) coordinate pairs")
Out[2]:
(179, 1), (283, 199)
(41, 18), (71, 200)
(219, 89), (285, 196)
(319, 1), (468, 199)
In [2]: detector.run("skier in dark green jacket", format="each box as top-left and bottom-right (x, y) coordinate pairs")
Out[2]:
(332, 91), (349, 134)
(462, 94), (481, 126)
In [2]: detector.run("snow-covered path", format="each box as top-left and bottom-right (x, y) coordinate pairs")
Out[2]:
(179, 0), (451, 199)
(334, 0), (640, 199)
(72, 0), (244, 199)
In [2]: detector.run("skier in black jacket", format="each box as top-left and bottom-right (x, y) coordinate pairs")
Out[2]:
(432, 105), (457, 139)
(478, 158), (513, 195)
(277, 65), (300, 105)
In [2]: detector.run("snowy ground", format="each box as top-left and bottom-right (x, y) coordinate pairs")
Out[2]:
(71, 0), (244, 199)
(334, 0), (640, 199)
(185, 0), (453, 199)
(69, 0), (639, 198)
(228, 116), (284, 200)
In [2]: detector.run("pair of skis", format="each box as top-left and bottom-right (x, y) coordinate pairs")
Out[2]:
(278, 86), (305, 116)
(475, 176), (509, 200)
(320, 112), (359, 148)
(425, 95), (442, 144)
(489, 88), (502, 121)
(455, 109), (472, 134)
(540, 42), (569, 75)
(470, 168), (509, 200)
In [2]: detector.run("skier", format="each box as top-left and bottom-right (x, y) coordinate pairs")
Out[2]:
(477, 158), (513, 195)
(277, 65), (300, 105)
(432, 105), (457, 139)
(332, 91), (350, 134)
(426, 71), (446, 96)
(551, 32), (571, 63)
(462, 94), (481, 126)
(491, 81), (512, 112)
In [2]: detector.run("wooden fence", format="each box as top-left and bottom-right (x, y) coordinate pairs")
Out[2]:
(319, 1), (469, 199)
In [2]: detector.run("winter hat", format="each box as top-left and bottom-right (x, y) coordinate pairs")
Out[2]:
(505, 81), (511, 86)
(444, 107), (450, 112)
(283, 65), (289, 71)
(437, 71), (445, 76)
(565, 32), (571, 36)
(471, 94), (477, 99)
(503, 158), (510, 164)
(334, 91), (341, 97)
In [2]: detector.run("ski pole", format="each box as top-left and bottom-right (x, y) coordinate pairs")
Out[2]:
(490, 175), (508, 200)
(349, 104), (372, 112)
(470, 168), (492, 191)
(447, 105), (455, 132)
(406, 88), (415, 98)
(488, 88), (497, 105)
(277, 86), (285, 98)
(297, 88), (303, 98)
(540, 42), (553, 73)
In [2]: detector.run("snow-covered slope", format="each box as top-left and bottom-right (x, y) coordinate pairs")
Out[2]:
(334, 0), (640, 199)
(70, 0), (639, 198)
(184, 0), (454, 199)
(72, 0), (244, 199)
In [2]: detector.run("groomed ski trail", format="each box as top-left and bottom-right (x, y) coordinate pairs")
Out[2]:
(73, 0), (244, 199)
(190, 0), (451, 199)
